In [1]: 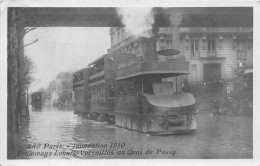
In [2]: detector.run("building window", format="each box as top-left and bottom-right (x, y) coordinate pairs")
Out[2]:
(191, 64), (197, 82)
(207, 39), (216, 56)
(237, 40), (246, 57)
(248, 39), (253, 50)
(109, 84), (115, 98)
(191, 40), (199, 57)
(166, 40), (172, 49)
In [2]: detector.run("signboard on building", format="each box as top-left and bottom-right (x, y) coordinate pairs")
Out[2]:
(157, 49), (180, 56)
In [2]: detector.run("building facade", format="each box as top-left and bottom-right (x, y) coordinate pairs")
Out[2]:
(108, 27), (253, 82)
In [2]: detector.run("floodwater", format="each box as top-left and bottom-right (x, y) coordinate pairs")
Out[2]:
(17, 107), (253, 159)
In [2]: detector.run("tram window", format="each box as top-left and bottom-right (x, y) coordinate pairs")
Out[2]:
(85, 90), (90, 100)
(97, 86), (100, 99)
(126, 84), (135, 95)
(118, 86), (125, 95)
(90, 89), (93, 100)
(78, 92), (80, 103)
(76, 91), (79, 102)
(96, 86), (100, 100)
(95, 87), (98, 100)
(93, 87), (97, 100)
(117, 80), (138, 96)
(81, 91), (83, 103)
(75, 92), (77, 102)
(98, 86), (105, 100)
(102, 86), (105, 99)
(77, 91), (79, 102)
(109, 84), (115, 98)
(91, 87), (97, 100)
(95, 86), (104, 100)
(81, 91), (84, 103)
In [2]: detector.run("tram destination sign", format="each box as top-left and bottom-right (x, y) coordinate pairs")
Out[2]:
(157, 49), (180, 56)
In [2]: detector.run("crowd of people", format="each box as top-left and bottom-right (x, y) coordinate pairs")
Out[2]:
(187, 75), (253, 116)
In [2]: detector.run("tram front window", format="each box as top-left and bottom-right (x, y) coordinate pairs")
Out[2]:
(116, 79), (139, 96)
(152, 82), (174, 95)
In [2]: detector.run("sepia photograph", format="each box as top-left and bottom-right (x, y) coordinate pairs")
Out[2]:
(0, 1), (259, 166)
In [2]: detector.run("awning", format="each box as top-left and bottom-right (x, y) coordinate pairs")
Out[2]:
(144, 93), (196, 108)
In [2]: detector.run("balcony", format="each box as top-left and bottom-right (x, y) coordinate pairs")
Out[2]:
(208, 51), (216, 57)
(199, 51), (226, 60)
(190, 51), (200, 58)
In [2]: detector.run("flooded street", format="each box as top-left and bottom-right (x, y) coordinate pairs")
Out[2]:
(17, 107), (253, 159)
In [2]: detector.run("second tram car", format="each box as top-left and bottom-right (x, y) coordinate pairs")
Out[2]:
(31, 92), (42, 110)
(73, 68), (90, 116)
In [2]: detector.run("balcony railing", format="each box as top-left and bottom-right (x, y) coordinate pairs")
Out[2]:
(179, 27), (253, 34)
(191, 51), (200, 57)
(208, 51), (216, 57)
(109, 36), (135, 52)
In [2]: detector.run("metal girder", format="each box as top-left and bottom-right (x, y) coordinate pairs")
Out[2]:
(12, 7), (252, 27)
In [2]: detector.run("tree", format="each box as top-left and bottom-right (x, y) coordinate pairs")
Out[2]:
(24, 55), (36, 89)
(45, 72), (73, 108)
(47, 80), (58, 93)
(55, 72), (73, 105)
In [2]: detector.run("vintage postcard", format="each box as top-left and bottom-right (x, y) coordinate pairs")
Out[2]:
(0, 0), (259, 166)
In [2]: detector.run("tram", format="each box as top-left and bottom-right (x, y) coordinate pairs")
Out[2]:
(73, 38), (197, 135)
(115, 62), (197, 134)
(31, 92), (42, 110)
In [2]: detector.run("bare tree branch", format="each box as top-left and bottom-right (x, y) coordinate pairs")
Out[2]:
(24, 27), (37, 36)
(23, 39), (39, 48)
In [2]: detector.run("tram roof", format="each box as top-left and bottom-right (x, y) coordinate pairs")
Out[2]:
(88, 53), (137, 65)
(31, 91), (42, 95)
(116, 61), (190, 80)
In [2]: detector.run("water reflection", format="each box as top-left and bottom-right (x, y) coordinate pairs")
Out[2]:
(17, 107), (252, 159)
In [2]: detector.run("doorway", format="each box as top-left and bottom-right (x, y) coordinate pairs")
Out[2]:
(203, 63), (221, 82)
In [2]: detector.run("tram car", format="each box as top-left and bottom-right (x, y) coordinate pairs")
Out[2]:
(73, 37), (197, 135)
(31, 92), (42, 110)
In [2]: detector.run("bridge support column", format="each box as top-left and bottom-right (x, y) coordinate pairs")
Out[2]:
(7, 8), (26, 159)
